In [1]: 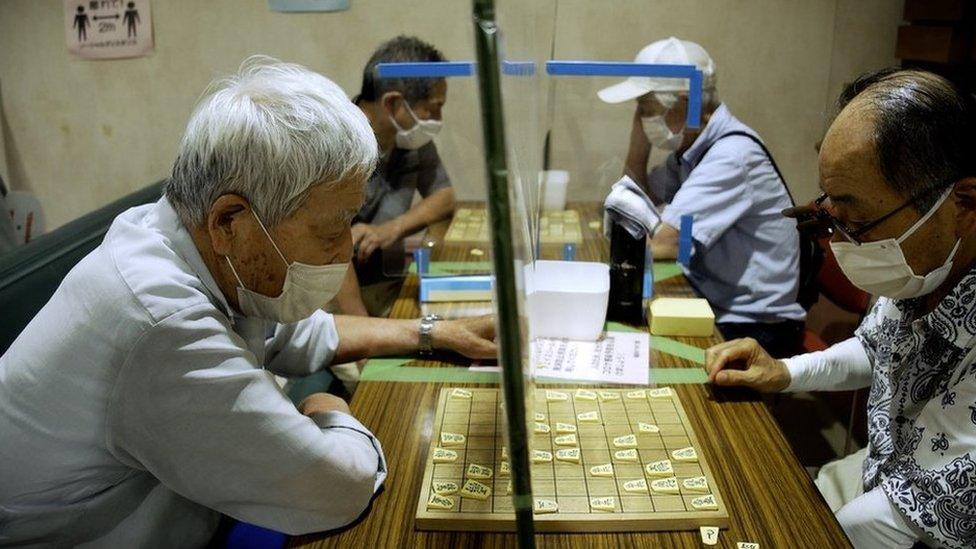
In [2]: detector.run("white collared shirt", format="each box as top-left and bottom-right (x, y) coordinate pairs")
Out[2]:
(0, 198), (386, 547)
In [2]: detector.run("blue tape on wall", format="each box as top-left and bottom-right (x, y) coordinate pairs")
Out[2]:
(678, 215), (693, 267)
(563, 244), (576, 261)
(376, 61), (475, 78)
(502, 61), (536, 76)
(545, 61), (703, 129)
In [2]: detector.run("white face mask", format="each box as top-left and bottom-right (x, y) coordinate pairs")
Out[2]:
(225, 210), (348, 323)
(391, 100), (442, 150)
(641, 115), (683, 151)
(830, 187), (960, 300)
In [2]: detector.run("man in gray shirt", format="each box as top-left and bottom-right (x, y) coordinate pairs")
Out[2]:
(333, 36), (456, 317)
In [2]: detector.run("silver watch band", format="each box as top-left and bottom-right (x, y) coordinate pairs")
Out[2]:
(419, 314), (440, 355)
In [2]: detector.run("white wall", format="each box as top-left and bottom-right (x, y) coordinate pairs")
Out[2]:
(0, 0), (903, 229)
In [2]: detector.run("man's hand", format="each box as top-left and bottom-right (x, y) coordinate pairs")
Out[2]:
(432, 315), (497, 360)
(705, 338), (791, 392)
(298, 392), (352, 417)
(352, 221), (403, 263)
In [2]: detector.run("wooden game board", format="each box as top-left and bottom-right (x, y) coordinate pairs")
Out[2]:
(415, 387), (729, 532)
(444, 208), (583, 244)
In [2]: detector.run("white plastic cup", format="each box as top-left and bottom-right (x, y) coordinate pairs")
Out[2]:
(525, 260), (610, 341)
(540, 170), (569, 212)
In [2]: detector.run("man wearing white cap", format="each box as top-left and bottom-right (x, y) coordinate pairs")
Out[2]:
(599, 37), (806, 358)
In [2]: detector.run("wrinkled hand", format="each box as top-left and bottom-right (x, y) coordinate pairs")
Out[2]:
(352, 221), (402, 263)
(432, 315), (497, 360)
(298, 392), (352, 416)
(705, 338), (791, 392)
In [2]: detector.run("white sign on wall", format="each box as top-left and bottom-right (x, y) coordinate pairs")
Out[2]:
(64, 0), (154, 60)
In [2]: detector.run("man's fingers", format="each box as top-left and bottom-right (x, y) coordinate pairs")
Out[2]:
(705, 339), (757, 382)
(713, 367), (760, 388)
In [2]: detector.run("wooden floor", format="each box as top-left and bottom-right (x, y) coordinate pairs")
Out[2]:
(289, 203), (850, 548)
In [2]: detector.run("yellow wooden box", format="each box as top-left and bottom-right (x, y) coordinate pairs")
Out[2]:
(647, 297), (715, 337)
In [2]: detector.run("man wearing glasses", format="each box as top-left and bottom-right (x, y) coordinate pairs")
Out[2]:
(707, 69), (976, 548)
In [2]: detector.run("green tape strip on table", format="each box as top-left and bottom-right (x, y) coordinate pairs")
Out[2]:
(407, 261), (492, 276)
(652, 262), (685, 282)
(359, 360), (707, 385)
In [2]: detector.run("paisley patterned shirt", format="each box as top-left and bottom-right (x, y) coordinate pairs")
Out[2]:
(855, 268), (976, 548)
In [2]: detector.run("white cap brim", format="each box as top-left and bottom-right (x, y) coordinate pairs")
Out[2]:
(597, 78), (651, 104)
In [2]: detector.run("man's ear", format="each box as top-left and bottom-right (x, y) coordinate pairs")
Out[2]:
(380, 91), (403, 119)
(953, 177), (976, 236)
(207, 194), (249, 256)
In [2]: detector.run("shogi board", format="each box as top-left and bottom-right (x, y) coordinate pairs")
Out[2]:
(443, 208), (583, 244)
(415, 387), (729, 532)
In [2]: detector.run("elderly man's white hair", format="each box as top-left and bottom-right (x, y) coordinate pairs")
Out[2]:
(166, 56), (378, 227)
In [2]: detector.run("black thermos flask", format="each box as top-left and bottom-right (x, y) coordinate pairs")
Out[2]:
(607, 222), (646, 323)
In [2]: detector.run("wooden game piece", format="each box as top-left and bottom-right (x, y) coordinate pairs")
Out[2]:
(449, 388), (472, 400)
(589, 497), (616, 512)
(555, 448), (581, 463)
(638, 422), (660, 433)
(501, 446), (508, 459)
(427, 493), (455, 510)
(532, 450), (553, 463)
(432, 448), (458, 463)
(588, 220), (602, 229)
(554, 434), (577, 446)
(499, 461), (510, 476)
(683, 476), (709, 493)
(469, 248), (484, 256)
(546, 390), (568, 402)
(625, 389), (647, 399)
(614, 449), (638, 461)
(555, 422), (577, 433)
(736, 543), (759, 549)
(466, 463), (493, 479)
(589, 463), (614, 477)
(534, 411), (546, 421)
(534, 422), (551, 434)
(644, 459), (674, 477)
(598, 390), (621, 401)
(533, 499), (558, 514)
(648, 387), (674, 399)
(440, 432), (466, 447)
(574, 389), (597, 401)
(672, 446), (699, 462)
(623, 478), (648, 493)
(701, 526), (719, 545)
(613, 434), (637, 448)
(691, 494), (719, 510)
(459, 479), (491, 500)
(507, 479), (512, 494)
(577, 411), (600, 423)
(432, 481), (459, 495)
(650, 477), (680, 494)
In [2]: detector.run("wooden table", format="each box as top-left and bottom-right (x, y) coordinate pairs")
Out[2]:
(290, 203), (850, 548)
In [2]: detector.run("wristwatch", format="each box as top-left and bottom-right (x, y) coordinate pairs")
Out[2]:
(419, 314), (441, 356)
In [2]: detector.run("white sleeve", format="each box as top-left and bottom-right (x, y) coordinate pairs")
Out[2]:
(108, 305), (386, 535)
(836, 488), (918, 548)
(264, 310), (340, 377)
(782, 337), (873, 392)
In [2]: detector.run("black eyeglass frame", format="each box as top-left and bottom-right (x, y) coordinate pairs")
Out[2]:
(814, 183), (953, 245)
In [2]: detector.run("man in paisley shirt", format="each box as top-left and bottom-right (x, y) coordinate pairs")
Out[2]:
(706, 68), (976, 548)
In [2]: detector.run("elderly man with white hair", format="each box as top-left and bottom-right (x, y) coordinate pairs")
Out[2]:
(601, 37), (806, 358)
(0, 58), (496, 547)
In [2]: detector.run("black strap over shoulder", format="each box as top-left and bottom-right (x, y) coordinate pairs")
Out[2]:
(698, 130), (823, 311)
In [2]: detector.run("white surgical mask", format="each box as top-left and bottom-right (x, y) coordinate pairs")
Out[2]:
(392, 100), (442, 150)
(226, 210), (348, 323)
(830, 187), (960, 299)
(641, 115), (683, 150)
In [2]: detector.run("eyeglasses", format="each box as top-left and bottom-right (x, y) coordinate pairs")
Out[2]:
(813, 184), (951, 245)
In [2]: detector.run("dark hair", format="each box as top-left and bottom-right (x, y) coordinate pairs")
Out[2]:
(838, 68), (976, 211)
(357, 36), (446, 105)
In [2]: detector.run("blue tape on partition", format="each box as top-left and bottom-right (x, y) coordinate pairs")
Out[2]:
(502, 61), (536, 76)
(413, 247), (431, 276)
(643, 245), (654, 299)
(678, 215), (693, 267)
(376, 61), (475, 78)
(544, 61), (703, 129)
(563, 243), (576, 261)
